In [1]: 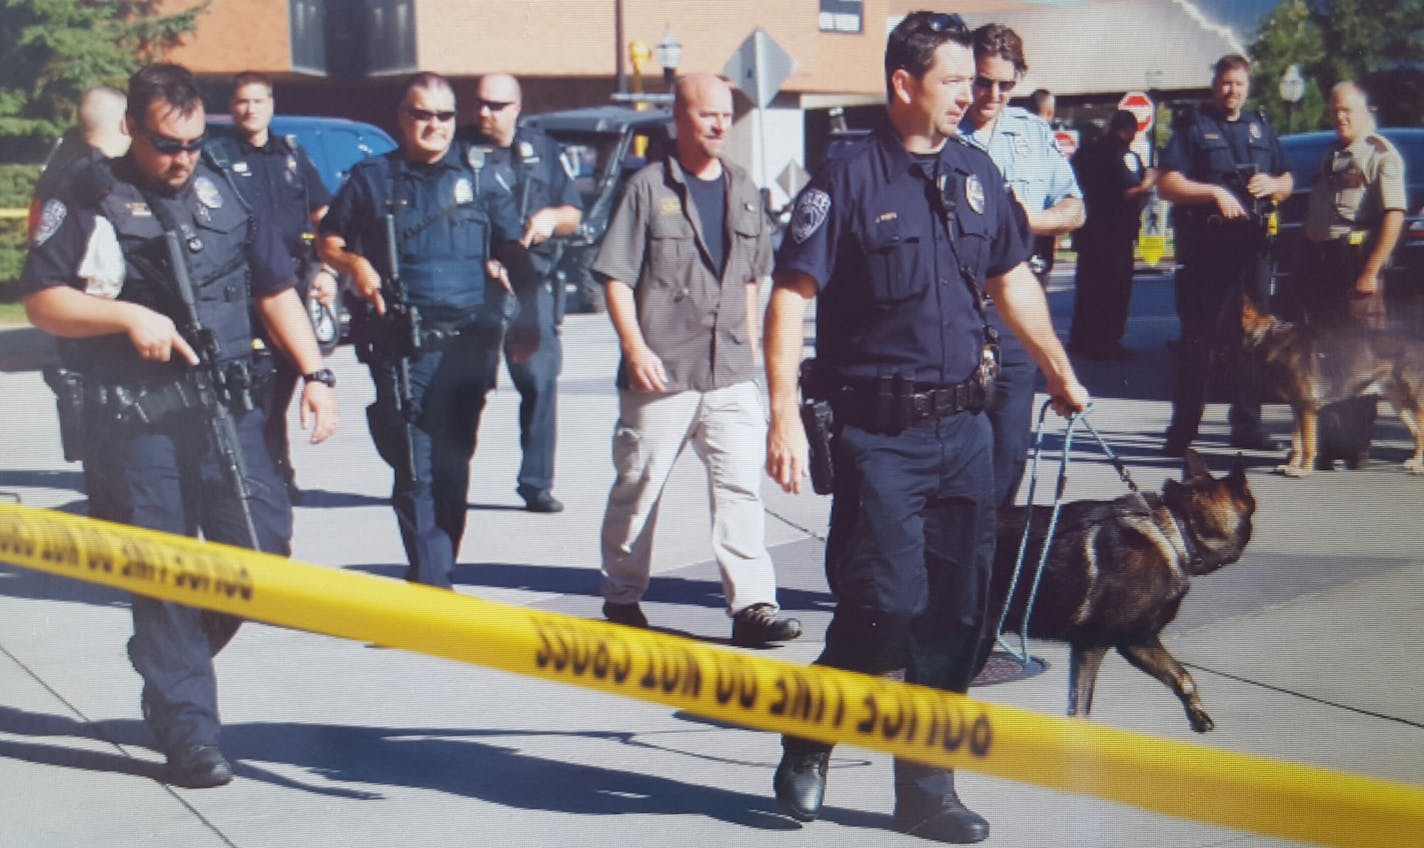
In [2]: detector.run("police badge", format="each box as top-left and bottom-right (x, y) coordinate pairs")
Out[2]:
(965, 175), (985, 214)
(194, 176), (223, 209)
(791, 188), (831, 244)
(516, 140), (538, 164)
(454, 177), (474, 204)
(1248, 122), (1262, 140)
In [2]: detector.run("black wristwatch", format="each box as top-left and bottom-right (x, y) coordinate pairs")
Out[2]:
(302, 368), (337, 388)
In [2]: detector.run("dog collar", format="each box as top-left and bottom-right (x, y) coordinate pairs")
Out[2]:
(1169, 511), (1205, 571)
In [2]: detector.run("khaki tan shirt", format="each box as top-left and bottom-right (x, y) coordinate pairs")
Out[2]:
(591, 156), (772, 392)
(1305, 132), (1407, 242)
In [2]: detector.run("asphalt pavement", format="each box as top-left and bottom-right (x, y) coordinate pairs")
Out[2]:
(0, 266), (1421, 847)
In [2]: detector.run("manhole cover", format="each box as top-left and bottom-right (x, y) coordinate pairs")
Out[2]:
(971, 650), (1049, 686)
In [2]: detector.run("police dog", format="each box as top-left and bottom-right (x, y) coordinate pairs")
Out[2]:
(1240, 301), (1424, 476)
(990, 450), (1254, 733)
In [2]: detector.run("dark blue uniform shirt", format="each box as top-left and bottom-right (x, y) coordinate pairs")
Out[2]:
(321, 142), (524, 313)
(458, 125), (583, 261)
(1161, 106), (1285, 206)
(776, 127), (1029, 386)
(21, 156), (293, 302)
(225, 134), (331, 261)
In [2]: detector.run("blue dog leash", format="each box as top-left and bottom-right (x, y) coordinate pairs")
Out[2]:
(993, 401), (1145, 664)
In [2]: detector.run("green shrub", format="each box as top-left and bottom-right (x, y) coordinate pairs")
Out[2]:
(0, 164), (41, 208)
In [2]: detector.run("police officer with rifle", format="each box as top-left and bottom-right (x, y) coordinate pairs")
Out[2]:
(319, 72), (536, 589)
(1158, 54), (1293, 458)
(21, 63), (338, 789)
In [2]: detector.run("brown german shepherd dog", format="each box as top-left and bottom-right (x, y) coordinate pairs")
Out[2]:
(990, 450), (1255, 733)
(1241, 301), (1424, 476)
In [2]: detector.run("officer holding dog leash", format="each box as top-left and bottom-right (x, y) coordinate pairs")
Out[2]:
(764, 12), (1087, 843)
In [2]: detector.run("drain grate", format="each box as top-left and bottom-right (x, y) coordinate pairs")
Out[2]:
(971, 650), (1049, 686)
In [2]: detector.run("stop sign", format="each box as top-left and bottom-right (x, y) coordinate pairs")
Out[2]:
(1118, 91), (1155, 134)
(1053, 129), (1078, 158)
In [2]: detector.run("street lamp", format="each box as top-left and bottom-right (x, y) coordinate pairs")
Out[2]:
(654, 26), (682, 86)
(1279, 64), (1306, 134)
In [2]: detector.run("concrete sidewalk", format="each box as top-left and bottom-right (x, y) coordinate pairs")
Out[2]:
(0, 270), (1420, 847)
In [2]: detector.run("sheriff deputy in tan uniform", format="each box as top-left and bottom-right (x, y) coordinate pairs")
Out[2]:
(1298, 81), (1407, 329)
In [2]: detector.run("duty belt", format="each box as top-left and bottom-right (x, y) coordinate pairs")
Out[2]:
(88, 367), (249, 427)
(830, 377), (987, 433)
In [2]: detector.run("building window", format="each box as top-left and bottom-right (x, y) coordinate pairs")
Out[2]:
(290, 0), (327, 74)
(819, 0), (862, 34)
(325, 0), (417, 78)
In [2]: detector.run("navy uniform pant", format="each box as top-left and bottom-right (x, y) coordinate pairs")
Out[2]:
(84, 406), (291, 755)
(1069, 226), (1137, 350)
(986, 307), (1036, 508)
(1167, 231), (1271, 444)
(368, 325), (501, 588)
(785, 412), (996, 803)
(504, 282), (561, 500)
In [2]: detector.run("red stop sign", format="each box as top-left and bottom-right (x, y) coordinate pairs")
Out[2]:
(1118, 91), (1154, 134)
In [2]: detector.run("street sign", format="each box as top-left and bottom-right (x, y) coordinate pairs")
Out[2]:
(1053, 129), (1079, 158)
(777, 159), (809, 199)
(1118, 90), (1155, 134)
(724, 27), (796, 110)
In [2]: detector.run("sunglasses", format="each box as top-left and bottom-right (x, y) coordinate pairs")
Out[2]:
(143, 130), (206, 155)
(973, 76), (1019, 95)
(477, 99), (515, 113)
(924, 12), (967, 33)
(405, 107), (456, 122)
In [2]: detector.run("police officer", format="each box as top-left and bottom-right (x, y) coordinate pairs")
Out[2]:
(960, 23), (1084, 508)
(215, 71), (336, 501)
(319, 72), (535, 589)
(1158, 54), (1293, 457)
(1298, 81), (1405, 329)
(28, 85), (129, 239)
(1069, 109), (1157, 359)
(764, 14), (1088, 843)
(458, 73), (584, 514)
(20, 63), (339, 788)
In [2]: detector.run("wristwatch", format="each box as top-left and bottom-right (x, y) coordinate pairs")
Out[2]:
(302, 368), (337, 388)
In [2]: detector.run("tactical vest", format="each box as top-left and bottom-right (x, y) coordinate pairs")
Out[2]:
(79, 160), (255, 382)
(388, 143), (494, 314)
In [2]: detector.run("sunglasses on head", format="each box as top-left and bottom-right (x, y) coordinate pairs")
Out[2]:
(143, 130), (205, 155)
(973, 76), (1018, 95)
(924, 12), (967, 33)
(477, 99), (515, 113)
(405, 107), (456, 122)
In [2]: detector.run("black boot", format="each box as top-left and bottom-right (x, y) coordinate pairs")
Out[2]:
(773, 737), (830, 821)
(893, 764), (989, 844)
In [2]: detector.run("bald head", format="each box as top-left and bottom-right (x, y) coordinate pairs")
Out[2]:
(1329, 81), (1374, 145)
(476, 73), (522, 146)
(78, 86), (130, 157)
(673, 73), (733, 173)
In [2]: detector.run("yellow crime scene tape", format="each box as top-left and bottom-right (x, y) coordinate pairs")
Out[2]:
(1, 501), (1420, 846)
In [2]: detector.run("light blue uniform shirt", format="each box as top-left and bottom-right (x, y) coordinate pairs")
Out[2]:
(960, 105), (1081, 214)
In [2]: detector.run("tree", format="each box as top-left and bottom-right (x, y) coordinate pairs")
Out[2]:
(1250, 0), (1424, 131)
(0, 0), (209, 161)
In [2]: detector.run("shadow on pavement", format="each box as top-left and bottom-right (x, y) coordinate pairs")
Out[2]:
(0, 705), (888, 831)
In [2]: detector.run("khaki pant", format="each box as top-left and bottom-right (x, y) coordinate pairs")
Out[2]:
(599, 380), (778, 615)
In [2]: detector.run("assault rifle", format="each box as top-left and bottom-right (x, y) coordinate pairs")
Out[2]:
(163, 230), (260, 548)
(346, 214), (419, 481)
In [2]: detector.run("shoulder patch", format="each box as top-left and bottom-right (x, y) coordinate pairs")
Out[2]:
(32, 198), (66, 246)
(791, 188), (831, 244)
